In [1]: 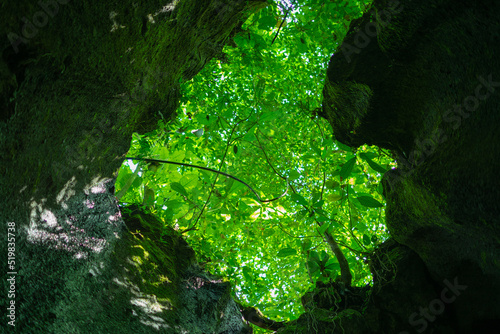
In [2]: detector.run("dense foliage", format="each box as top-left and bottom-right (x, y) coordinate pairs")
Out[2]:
(116, 0), (394, 329)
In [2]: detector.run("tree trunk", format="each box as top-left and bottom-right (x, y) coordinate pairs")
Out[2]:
(0, 0), (265, 332)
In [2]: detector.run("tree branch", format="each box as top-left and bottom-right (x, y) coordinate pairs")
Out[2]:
(125, 156), (288, 204)
(320, 225), (353, 287)
(236, 302), (285, 331)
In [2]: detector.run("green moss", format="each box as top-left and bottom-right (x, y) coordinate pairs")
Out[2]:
(323, 78), (373, 134)
(112, 207), (196, 306)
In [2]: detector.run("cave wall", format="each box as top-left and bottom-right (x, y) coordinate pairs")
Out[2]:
(0, 0), (265, 332)
(317, 0), (500, 332)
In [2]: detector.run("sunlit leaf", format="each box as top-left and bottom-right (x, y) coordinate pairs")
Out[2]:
(277, 248), (297, 258)
(258, 9), (277, 30)
(132, 176), (143, 189)
(327, 194), (342, 202)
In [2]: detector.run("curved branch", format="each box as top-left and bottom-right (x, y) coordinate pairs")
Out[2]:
(124, 157), (288, 203)
(236, 302), (285, 331)
(321, 227), (352, 287)
(255, 131), (287, 180)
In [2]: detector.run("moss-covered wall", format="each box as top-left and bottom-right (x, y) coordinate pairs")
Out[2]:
(0, 0), (264, 332)
(314, 0), (500, 332)
(99, 205), (250, 333)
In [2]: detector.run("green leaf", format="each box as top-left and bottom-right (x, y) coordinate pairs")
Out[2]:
(313, 200), (325, 208)
(318, 223), (328, 235)
(357, 196), (384, 208)
(242, 266), (253, 281)
(296, 209), (309, 219)
(316, 215), (328, 223)
(311, 190), (321, 203)
(327, 220), (338, 234)
(143, 188), (155, 206)
(199, 170), (211, 182)
(360, 151), (377, 160)
(243, 130), (256, 141)
(311, 145), (321, 156)
(327, 194), (342, 202)
(308, 250), (320, 263)
(165, 200), (183, 210)
(325, 180), (339, 189)
(288, 170), (300, 181)
(180, 173), (198, 189)
(258, 11), (277, 30)
(356, 221), (368, 233)
(340, 157), (356, 179)
(234, 35), (248, 48)
(116, 171), (132, 187)
(277, 248), (297, 258)
(264, 229), (275, 237)
(363, 234), (371, 246)
(314, 208), (328, 217)
(290, 193), (309, 206)
(377, 182), (384, 196)
(325, 259), (340, 272)
(308, 259), (320, 274)
(336, 141), (352, 151)
(171, 182), (188, 197)
(359, 153), (387, 174)
(320, 251), (330, 266)
(301, 240), (312, 251)
(132, 176), (143, 188)
(224, 177), (235, 194)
